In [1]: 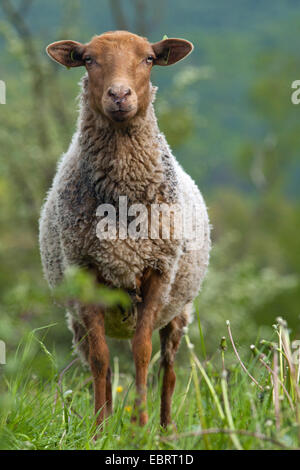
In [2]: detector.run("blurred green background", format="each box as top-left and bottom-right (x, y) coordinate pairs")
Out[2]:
(0, 0), (299, 371)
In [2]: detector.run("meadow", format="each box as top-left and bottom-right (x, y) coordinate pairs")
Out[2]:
(1, 309), (299, 450)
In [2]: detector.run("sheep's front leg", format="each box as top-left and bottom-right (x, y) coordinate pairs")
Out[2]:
(131, 271), (165, 426)
(131, 313), (153, 426)
(82, 306), (110, 428)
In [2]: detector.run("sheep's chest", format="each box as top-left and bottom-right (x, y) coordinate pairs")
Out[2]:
(57, 129), (181, 337)
(58, 167), (178, 289)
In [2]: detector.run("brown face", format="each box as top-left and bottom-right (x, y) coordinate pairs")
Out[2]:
(83, 33), (154, 122)
(46, 31), (194, 124)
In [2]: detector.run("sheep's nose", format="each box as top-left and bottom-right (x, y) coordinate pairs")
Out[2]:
(107, 86), (132, 104)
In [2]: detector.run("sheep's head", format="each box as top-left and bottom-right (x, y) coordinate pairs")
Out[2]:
(46, 31), (193, 124)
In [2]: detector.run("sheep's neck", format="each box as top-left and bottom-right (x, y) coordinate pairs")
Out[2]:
(78, 104), (166, 204)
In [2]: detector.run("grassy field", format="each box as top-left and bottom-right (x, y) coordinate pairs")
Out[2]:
(0, 316), (299, 451)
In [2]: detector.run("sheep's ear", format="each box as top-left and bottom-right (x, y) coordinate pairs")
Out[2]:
(151, 38), (194, 66)
(46, 40), (85, 67)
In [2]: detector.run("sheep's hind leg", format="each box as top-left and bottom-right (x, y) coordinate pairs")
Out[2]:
(159, 311), (188, 428)
(131, 270), (165, 426)
(82, 305), (110, 429)
(105, 366), (113, 417)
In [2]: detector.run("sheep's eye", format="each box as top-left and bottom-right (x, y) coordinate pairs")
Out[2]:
(85, 56), (94, 65)
(145, 55), (154, 65)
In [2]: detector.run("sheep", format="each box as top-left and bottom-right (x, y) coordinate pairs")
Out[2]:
(39, 30), (211, 429)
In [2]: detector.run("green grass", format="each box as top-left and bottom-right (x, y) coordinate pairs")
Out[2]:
(0, 318), (299, 450)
